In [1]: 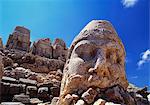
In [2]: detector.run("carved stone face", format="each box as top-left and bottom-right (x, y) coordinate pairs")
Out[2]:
(60, 20), (128, 98)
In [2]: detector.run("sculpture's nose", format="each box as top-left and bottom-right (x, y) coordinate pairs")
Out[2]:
(88, 49), (106, 73)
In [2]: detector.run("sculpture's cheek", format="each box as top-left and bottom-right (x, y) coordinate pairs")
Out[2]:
(107, 63), (128, 88)
(108, 64), (124, 78)
(68, 58), (93, 75)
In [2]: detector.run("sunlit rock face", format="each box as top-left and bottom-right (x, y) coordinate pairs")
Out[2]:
(58, 20), (128, 105)
(6, 26), (31, 52)
(31, 38), (53, 58)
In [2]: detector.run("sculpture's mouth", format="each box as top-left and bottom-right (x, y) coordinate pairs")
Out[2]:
(86, 64), (117, 88)
(87, 72), (112, 89)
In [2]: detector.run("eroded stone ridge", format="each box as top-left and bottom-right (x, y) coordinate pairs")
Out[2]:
(58, 20), (128, 105)
(6, 26), (31, 52)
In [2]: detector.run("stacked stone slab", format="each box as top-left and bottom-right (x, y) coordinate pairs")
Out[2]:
(31, 38), (53, 58)
(6, 26), (31, 52)
(1, 67), (63, 104)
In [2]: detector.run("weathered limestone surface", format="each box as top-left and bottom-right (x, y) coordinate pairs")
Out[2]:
(31, 38), (53, 58)
(2, 49), (65, 73)
(6, 26), (31, 52)
(21, 54), (65, 73)
(58, 20), (128, 105)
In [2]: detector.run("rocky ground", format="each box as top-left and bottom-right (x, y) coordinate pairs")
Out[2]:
(0, 26), (67, 104)
(0, 22), (150, 105)
(0, 48), (66, 105)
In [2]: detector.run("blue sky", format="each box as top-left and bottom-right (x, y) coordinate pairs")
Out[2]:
(0, 0), (149, 89)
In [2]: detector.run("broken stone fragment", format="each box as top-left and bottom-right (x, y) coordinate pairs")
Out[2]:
(148, 94), (150, 101)
(38, 87), (51, 102)
(19, 78), (37, 86)
(12, 94), (30, 104)
(30, 98), (43, 104)
(104, 85), (136, 105)
(105, 102), (121, 105)
(26, 86), (37, 98)
(81, 88), (97, 104)
(105, 86), (124, 103)
(61, 94), (73, 105)
(1, 102), (25, 105)
(93, 98), (106, 105)
(75, 99), (86, 105)
(72, 94), (79, 101)
(2, 76), (18, 83)
(3, 56), (13, 67)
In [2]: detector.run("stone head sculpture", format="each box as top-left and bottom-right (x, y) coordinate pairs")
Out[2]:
(58, 20), (128, 105)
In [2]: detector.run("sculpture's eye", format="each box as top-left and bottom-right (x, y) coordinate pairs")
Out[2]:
(75, 44), (96, 61)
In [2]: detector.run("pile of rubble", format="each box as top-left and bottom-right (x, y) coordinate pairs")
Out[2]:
(0, 26), (67, 104)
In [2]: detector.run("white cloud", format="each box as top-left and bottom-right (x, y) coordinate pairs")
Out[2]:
(122, 0), (138, 8)
(137, 49), (150, 68)
(130, 76), (138, 79)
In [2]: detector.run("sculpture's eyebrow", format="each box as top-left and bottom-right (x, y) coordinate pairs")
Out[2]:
(73, 40), (96, 50)
(74, 39), (122, 51)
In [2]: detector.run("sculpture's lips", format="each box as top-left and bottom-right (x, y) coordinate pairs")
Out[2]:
(86, 74), (113, 89)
